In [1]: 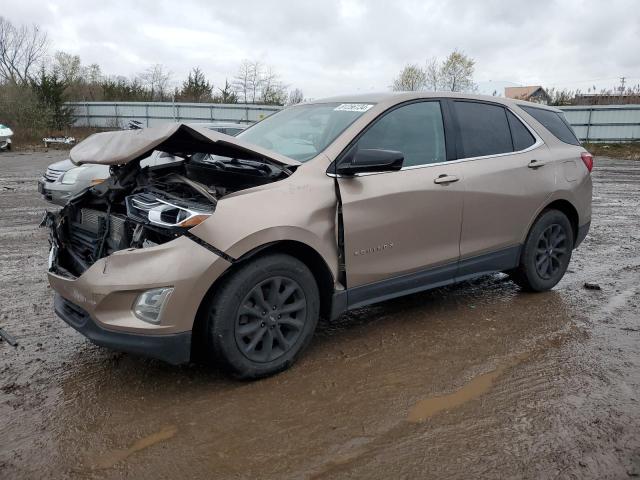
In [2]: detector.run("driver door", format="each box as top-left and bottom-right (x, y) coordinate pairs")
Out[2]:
(337, 100), (464, 292)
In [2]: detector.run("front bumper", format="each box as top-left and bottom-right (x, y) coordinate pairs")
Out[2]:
(55, 294), (192, 364)
(38, 178), (77, 206)
(48, 234), (232, 362)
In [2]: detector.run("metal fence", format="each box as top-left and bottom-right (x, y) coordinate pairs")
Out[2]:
(68, 101), (283, 128)
(558, 105), (640, 142)
(67, 101), (640, 143)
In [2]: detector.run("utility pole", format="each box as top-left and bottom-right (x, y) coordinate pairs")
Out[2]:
(619, 76), (626, 95)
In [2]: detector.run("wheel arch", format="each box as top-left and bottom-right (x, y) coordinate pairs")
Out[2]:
(541, 199), (579, 243)
(524, 197), (580, 246)
(190, 240), (337, 360)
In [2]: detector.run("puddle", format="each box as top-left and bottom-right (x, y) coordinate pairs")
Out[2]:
(408, 351), (531, 423)
(599, 284), (638, 317)
(91, 425), (178, 470)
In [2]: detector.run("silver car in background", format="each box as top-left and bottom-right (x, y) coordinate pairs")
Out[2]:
(38, 122), (248, 205)
(0, 123), (13, 151)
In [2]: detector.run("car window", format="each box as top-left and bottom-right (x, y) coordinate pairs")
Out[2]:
(237, 103), (374, 161)
(454, 101), (512, 158)
(507, 110), (536, 151)
(520, 106), (580, 146)
(355, 101), (446, 167)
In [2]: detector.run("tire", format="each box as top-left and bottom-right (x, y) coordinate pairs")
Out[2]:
(511, 209), (574, 292)
(204, 253), (320, 379)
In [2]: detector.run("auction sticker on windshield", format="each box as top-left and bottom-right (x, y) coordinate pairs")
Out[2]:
(334, 104), (374, 112)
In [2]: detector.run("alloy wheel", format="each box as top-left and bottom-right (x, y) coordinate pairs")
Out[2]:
(534, 223), (568, 280)
(234, 276), (307, 363)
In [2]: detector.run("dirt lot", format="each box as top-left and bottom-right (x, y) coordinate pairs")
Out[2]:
(0, 151), (638, 479)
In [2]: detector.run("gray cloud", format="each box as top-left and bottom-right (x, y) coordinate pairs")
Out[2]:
(5, 0), (640, 97)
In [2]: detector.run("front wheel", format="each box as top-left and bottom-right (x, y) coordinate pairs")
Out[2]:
(510, 209), (574, 292)
(205, 253), (320, 379)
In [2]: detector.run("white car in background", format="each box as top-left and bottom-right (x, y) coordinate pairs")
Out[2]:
(0, 124), (13, 151)
(38, 122), (248, 206)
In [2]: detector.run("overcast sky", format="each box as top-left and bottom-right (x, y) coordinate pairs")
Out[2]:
(6, 0), (640, 98)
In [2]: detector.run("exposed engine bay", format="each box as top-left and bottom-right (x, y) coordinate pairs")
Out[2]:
(44, 151), (291, 278)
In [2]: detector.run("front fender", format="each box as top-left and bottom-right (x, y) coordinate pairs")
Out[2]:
(189, 158), (340, 282)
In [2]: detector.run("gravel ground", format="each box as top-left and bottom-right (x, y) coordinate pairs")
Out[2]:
(0, 151), (638, 479)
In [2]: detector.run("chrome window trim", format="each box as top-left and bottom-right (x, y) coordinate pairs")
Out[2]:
(326, 105), (545, 178)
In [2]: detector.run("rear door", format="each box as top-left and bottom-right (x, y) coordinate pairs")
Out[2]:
(338, 100), (464, 289)
(450, 100), (555, 266)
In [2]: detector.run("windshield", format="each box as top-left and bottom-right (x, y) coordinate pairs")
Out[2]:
(234, 102), (375, 162)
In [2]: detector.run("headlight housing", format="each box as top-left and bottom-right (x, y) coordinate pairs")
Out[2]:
(60, 166), (88, 184)
(126, 194), (212, 228)
(133, 287), (174, 324)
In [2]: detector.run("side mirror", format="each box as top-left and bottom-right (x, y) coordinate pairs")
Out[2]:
(336, 147), (404, 175)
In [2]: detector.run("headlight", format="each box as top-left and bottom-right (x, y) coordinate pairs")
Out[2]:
(133, 287), (174, 324)
(147, 203), (211, 228)
(60, 166), (88, 184)
(126, 194), (212, 228)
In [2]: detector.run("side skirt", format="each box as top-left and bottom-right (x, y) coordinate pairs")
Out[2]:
(330, 245), (521, 318)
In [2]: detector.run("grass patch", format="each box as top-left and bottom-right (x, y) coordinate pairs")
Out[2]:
(584, 142), (640, 160)
(12, 126), (105, 151)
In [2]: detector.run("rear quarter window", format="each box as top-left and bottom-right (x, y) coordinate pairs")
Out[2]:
(453, 101), (513, 158)
(506, 110), (536, 151)
(520, 106), (580, 146)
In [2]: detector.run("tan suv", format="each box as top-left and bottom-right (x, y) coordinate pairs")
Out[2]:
(44, 92), (592, 378)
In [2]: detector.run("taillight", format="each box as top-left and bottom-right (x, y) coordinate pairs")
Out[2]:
(581, 152), (593, 173)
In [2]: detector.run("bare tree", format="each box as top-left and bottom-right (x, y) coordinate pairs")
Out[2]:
(0, 16), (49, 84)
(232, 59), (251, 103)
(232, 59), (265, 103)
(138, 64), (172, 101)
(287, 88), (304, 105)
(424, 57), (440, 91)
(392, 64), (426, 91)
(439, 50), (476, 93)
(82, 63), (102, 84)
(248, 61), (264, 103)
(52, 51), (81, 84)
(259, 66), (288, 105)
(233, 60), (289, 104)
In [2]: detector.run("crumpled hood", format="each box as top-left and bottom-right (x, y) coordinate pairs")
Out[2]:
(69, 123), (300, 168)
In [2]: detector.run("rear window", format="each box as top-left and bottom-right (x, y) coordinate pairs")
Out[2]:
(453, 101), (512, 158)
(520, 106), (580, 146)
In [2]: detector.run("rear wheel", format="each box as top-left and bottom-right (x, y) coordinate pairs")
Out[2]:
(205, 253), (319, 379)
(511, 209), (574, 292)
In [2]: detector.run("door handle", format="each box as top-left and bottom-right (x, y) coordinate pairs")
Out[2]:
(528, 159), (546, 169)
(434, 174), (459, 184)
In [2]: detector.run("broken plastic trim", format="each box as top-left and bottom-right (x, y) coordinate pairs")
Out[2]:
(184, 232), (236, 263)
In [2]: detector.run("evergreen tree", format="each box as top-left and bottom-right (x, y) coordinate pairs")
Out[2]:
(178, 67), (212, 102)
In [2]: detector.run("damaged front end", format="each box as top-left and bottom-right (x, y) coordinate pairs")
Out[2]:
(43, 123), (299, 278)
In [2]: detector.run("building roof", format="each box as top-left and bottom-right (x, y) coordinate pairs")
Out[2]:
(504, 86), (546, 100)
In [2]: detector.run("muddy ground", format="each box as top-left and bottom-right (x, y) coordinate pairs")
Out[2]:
(0, 151), (638, 479)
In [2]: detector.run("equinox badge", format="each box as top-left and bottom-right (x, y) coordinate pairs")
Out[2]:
(354, 242), (394, 256)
